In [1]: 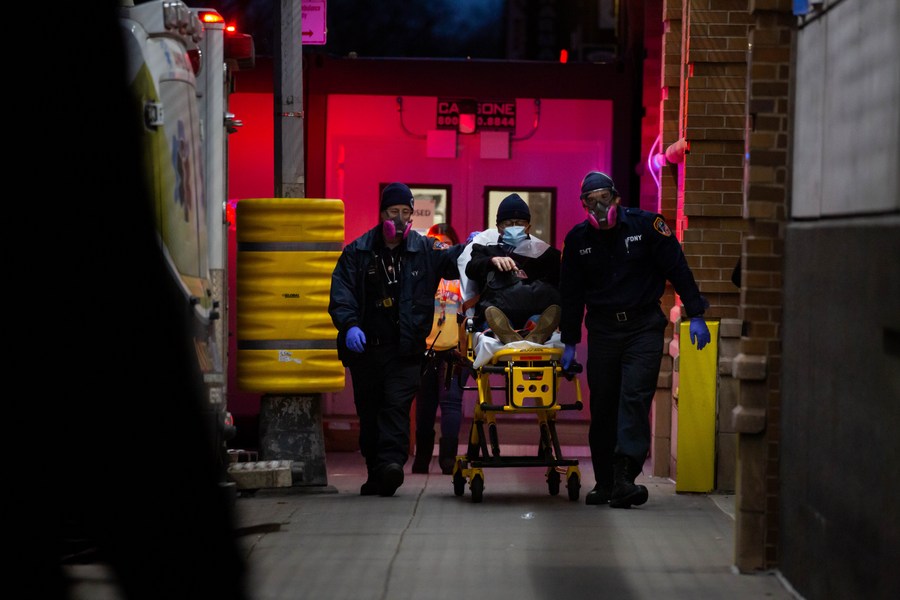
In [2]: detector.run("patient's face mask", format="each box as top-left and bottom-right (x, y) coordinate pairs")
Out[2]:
(501, 225), (527, 247)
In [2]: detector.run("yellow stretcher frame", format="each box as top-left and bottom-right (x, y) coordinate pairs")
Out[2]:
(451, 319), (584, 503)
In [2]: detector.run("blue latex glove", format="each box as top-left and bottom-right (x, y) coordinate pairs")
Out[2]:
(346, 326), (366, 353)
(689, 317), (711, 351)
(465, 231), (480, 244)
(561, 344), (576, 370)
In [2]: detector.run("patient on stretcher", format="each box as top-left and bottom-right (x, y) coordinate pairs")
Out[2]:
(469, 306), (564, 369)
(458, 194), (563, 366)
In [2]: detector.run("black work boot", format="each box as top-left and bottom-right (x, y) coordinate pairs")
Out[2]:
(438, 437), (458, 475)
(585, 484), (611, 505)
(412, 431), (435, 474)
(360, 467), (378, 496)
(609, 455), (649, 509)
(379, 463), (404, 497)
(627, 457), (648, 507)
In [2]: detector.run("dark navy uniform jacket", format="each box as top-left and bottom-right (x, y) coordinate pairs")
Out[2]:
(559, 206), (707, 345)
(329, 225), (463, 364)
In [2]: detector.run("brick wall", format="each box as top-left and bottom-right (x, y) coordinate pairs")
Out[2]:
(681, 0), (757, 565)
(652, 0), (681, 480)
(657, 0), (792, 573)
(737, 0), (793, 571)
(658, 0), (749, 488)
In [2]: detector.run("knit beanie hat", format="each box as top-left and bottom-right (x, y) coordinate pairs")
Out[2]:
(380, 182), (414, 212)
(580, 171), (618, 198)
(496, 193), (531, 222)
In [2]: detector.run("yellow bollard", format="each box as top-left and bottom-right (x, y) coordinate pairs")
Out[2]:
(675, 320), (719, 492)
(236, 198), (346, 393)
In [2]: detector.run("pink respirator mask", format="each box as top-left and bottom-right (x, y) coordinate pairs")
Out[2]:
(587, 204), (616, 229)
(584, 192), (617, 229)
(383, 215), (412, 240)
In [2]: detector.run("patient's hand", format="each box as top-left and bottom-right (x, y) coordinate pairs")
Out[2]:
(491, 256), (517, 271)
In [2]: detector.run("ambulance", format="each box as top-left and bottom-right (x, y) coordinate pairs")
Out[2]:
(118, 0), (254, 467)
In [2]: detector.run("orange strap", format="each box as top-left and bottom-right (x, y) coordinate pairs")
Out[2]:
(461, 293), (480, 315)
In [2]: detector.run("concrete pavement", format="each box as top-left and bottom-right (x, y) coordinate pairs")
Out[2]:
(228, 450), (797, 600)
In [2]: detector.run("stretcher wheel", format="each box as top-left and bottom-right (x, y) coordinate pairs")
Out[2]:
(547, 469), (561, 496)
(567, 472), (581, 501)
(453, 468), (466, 497)
(470, 474), (484, 503)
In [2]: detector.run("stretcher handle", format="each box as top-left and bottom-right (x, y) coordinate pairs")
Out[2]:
(562, 361), (583, 380)
(480, 364), (512, 374)
(560, 400), (583, 410)
(480, 361), (583, 376)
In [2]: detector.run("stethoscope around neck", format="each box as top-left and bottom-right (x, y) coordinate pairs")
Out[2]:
(380, 251), (400, 285)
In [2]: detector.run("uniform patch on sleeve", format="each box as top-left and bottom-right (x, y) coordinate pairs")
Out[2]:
(653, 217), (672, 237)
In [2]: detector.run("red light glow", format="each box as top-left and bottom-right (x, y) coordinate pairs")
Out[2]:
(198, 10), (224, 24)
(226, 199), (238, 232)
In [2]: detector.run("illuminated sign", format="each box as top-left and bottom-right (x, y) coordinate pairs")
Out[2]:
(436, 98), (516, 132)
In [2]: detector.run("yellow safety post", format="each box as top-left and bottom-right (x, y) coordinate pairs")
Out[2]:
(236, 198), (346, 393)
(675, 320), (719, 492)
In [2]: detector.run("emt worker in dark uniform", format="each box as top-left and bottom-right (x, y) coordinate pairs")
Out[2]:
(559, 172), (711, 508)
(329, 183), (464, 496)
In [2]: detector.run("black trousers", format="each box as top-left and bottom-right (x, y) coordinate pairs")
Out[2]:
(584, 307), (667, 488)
(415, 352), (468, 440)
(347, 344), (423, 472)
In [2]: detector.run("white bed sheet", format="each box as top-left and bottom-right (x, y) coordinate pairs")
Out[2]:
(471, 330), (564, 369)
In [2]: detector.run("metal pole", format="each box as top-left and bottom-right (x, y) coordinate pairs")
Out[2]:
(261, 0), (329, 487)
(275, 0), (305, 198)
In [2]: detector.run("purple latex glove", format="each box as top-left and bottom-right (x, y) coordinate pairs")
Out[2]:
(465, 231), (481, 244)
(689, 317), (711, 351)
(561, 344), (576, 370)
(346, 326), (366, 353)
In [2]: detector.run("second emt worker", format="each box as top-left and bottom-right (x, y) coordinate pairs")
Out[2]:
(559, 171), (711, 509)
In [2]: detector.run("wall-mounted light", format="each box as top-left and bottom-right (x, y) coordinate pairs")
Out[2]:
(648, 136), (689, 190)
(664, 138), (688, 163)
(457, 100), (477, 134)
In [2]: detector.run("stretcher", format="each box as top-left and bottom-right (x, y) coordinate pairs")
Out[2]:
(450, 318), (584, 503)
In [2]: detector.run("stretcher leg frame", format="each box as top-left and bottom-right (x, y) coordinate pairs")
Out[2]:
(451, 322), (584, 503)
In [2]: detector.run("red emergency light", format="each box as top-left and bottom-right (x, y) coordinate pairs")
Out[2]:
(225, 27), (256, 70)
(197, 10), (225, 25)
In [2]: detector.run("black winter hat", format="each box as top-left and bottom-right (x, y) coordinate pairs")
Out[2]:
(380, 182), (414, 212)
(496, 193), (531, 223)
(580, 171), (618, 198)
